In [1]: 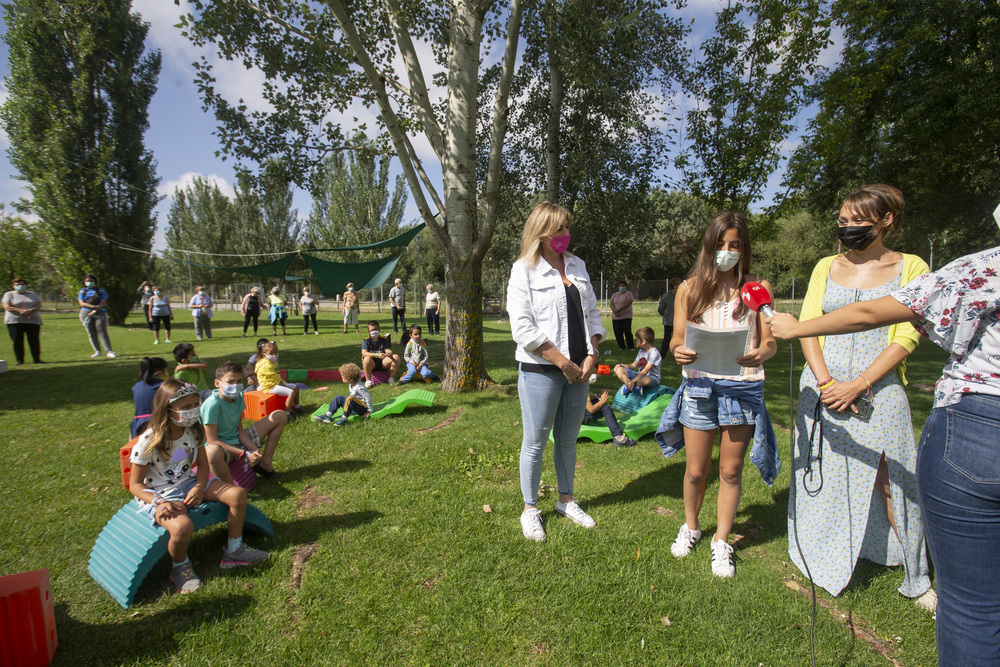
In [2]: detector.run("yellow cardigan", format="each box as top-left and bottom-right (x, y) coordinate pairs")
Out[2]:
(799, 253), (930, 383)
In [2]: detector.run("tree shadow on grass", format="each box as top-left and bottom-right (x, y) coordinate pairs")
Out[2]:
(586, 458), (687, 509)
(52, 595), (253, 666)
(269, 510), (382, 549)
(278, 458), (371, 484)
(733, 486), (790, 551)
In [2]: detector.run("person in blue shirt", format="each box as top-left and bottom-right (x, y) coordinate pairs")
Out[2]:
(77, 273), (116, 358)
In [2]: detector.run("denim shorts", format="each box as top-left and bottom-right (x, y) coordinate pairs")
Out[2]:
(679, 384), (755, 431)
(625, 368), (659, 388)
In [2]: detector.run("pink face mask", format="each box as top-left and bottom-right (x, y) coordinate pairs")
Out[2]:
(548, 234), (571, 254)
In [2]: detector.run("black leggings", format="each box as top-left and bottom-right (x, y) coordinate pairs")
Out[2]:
(243, 312), (259, 334)
(303, 313), (317, 332)
(151, 315), (171, 333)
(7, 323), (41, 363)
(612, 318), (634, 349)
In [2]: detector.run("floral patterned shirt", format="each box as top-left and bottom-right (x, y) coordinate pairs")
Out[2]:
(892, 246), (1000, 408)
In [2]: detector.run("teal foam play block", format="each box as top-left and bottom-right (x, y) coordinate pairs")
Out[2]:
(611, 383), (672, 414)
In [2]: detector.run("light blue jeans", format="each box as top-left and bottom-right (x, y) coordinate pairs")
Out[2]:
(518, 369), (588, 506)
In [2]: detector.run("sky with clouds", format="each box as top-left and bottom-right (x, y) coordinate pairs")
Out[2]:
(0, 0), (842, 254)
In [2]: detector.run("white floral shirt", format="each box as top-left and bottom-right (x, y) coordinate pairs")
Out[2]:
(892, 246), (1000, 408)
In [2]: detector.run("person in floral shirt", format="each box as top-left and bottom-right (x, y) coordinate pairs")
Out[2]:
(765, 245), (1000, 667)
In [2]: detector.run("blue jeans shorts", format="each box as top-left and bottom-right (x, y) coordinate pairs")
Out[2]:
(679, 384), (755, 431)
(625, 368), (659, 388)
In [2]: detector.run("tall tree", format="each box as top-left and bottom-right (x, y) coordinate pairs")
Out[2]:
(786, 0), (1000, 261)
(1, 0), (161, 324)
(164, 177), (236, 290)
(305, 148), (408, 263)
(678, 0), (830, 212)
(180, 0), (524, 391)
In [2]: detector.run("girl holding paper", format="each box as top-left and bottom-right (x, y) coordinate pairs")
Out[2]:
(660, 211), (777, 578)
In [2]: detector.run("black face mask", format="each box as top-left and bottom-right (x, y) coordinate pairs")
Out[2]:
(838, 224), (880, 251)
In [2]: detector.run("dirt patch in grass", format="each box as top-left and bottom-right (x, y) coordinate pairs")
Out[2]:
(291, 543), (320, 592)
(731, 521), (763, 549)
(297, 485), (335, 511)
(415, 408), (464, 433)
(784, 577), (904, 667)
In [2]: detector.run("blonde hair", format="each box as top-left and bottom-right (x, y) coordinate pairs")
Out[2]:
(339, 362), (362, 385)
(144, 380), (206, 460)
(251, 287), (260, 295)
(517, 201), (572, 266)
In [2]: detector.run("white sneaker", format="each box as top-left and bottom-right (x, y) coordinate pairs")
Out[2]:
(520, 507), (546, 541)
(670, 523), (702, 558)
(365, 380), (372, 388)
(106, 351), (118, 358)
(165, 339), (172, 343)
(710, 538), (735, 578)
(90, 351), (101, 358)
(388, 377), (396, 385)
(914, 588), (937, 613)
(153, 339), (159, 345)
(555, 499), (596, 528)
(314, 331), (319, 335)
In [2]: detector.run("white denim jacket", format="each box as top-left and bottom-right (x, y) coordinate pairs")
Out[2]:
(508, 253), (606, 366)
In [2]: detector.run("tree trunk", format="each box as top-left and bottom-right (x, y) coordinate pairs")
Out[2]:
(442, 253), (493, 391)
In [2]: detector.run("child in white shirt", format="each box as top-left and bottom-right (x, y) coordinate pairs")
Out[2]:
(614, 327), (662, 396)
(313, 363), (374, 426)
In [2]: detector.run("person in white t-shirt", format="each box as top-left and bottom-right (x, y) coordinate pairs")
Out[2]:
(423, 284), (441, 335)
(613, 327), (662, 396)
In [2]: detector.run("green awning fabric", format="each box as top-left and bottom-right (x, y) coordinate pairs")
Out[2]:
(309, 223), (425, 252)
(300, 252), (404, 294)
(178, 254), (297, 279)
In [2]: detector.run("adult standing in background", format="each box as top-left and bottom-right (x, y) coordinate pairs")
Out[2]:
(610, 279), (635, 350)
(389, 278), (406, 334)
(657, 279), (676, 359)
(342, 282), (360, 334)
(189, 285), (213, 340)
(424, 283), (441, 335)
(508, 201), (605, 542)
(77, 273), (117, 358)
(240, 286), (262, 338)
(268, 286), (288, 336)
(137, 280), (154, 333)
(149, 286), (173, 345)
(300, 286), (319, 335)
(2, 277), (43, 365)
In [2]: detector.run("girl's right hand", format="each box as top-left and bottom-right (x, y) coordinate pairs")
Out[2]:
(672, 345), (698, 365)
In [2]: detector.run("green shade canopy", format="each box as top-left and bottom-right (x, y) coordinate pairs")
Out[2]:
(301, 252), (404, 294)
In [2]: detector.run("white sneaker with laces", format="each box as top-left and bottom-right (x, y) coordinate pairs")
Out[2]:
(520, 507), (546, 541)
(106, 351), (118, 358)
(364, 380), (372, 388)
(90, 351), (101, 358)
(710, 538), (735, 578)
(556, 500), (596, 528)
(670, 523), (702, 558)
(388, 377), (396, 385)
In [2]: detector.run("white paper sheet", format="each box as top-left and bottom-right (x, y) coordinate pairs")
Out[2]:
(684, 322), (750, 377)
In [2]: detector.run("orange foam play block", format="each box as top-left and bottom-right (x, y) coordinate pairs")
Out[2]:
(242, 390), (284, 421)
(0, 569), (57, 667)
(120, 436), (141, 492)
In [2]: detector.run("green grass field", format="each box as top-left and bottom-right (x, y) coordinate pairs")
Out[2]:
(0, 306), (944, 665)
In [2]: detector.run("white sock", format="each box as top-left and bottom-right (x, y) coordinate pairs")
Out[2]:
(227, 536), (243, 552)
(172, 557), (190, 568)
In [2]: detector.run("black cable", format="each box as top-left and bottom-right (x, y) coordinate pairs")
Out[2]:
(787, 340), (818, 667)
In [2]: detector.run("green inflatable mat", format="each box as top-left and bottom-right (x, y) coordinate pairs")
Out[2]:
(549, 387), (676, 444)
(310, 388), (436, 422)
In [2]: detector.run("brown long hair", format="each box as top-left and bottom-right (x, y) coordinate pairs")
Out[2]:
(143, 380), (206, 460)
(842, 184), (905, 244)
(685, 211), (753, 322)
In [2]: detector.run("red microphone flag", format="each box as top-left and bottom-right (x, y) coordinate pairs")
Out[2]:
(740, 282), (775, 318)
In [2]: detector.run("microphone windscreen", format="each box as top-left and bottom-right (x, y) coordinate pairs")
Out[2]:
(740, 282), (773, 313)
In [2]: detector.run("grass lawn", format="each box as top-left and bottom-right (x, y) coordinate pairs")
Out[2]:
(0, 305), (945, 666)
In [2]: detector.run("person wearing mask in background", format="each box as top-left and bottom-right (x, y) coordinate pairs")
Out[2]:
(189, 286), (213, 341)
(389, 278), (407, 334)
(77, 273), (117, 359)
(657, 279), (676, 360)
(149, 286), (173, 345)
(342, 282), (360, 334)
(300, 286), (320, 335)
(610, 279), (635, 350)
(137, 280), (155, 333)
(424, 283), (441, 335)
(240, 287), (262, 338)
(3, 277), (43, 365)
(268, 286), (288, 336)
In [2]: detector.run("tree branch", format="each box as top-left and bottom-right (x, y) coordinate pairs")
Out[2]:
(382, 0), (446, 161)
(477, 0), (524, 259)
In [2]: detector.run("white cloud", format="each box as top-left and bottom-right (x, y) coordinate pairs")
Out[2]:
(158, 171), (236, 201)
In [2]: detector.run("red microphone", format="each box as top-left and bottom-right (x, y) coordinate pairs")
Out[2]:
(740, 281), (775, 318)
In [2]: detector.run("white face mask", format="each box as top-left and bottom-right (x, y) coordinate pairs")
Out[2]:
(370, 330), (380, 339)
(715, 250), (741, 272)
(221, 382), (243, 398)
(170, 407), (201, 427)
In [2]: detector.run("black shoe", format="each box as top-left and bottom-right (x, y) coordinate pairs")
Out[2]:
(252, 464), (281, 479)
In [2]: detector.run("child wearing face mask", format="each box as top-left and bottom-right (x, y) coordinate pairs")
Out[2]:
(131, 357), (170, 438)
(659, 211), (778, 580)
(189, 285), (213, 340)
(128, 379), (268, 594)
(361, 320), (400, 387)
(172, 343), (208, 393)
(254, 341), (301, 413)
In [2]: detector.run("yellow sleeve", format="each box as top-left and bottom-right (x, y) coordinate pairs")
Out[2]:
(255, 359), (279, 391)
(886, 253), (931, 354)
(800, 256), (836, 348)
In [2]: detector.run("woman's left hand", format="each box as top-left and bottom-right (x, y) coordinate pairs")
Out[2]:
(821, 378), (866, 413)
(737, 347), (767, 367)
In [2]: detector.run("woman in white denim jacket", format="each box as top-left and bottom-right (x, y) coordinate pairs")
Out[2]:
(508, 202), (606, 542)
